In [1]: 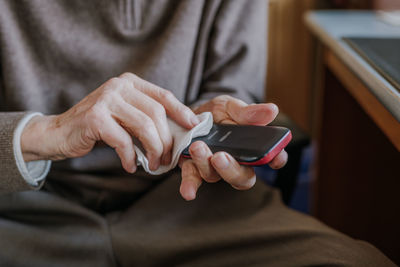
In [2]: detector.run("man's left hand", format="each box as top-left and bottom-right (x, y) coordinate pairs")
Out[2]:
(179, 95), (288, 201)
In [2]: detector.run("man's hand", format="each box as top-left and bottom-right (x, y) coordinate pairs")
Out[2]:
(21, 73), (199, 173)
(179, 95), (288, 201)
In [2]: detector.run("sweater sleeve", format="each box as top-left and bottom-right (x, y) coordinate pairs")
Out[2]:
(192, 0), (268, 108)
(0, 112), (51, 194)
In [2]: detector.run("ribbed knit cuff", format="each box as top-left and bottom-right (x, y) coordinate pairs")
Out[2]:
(0, 112), (50, 194)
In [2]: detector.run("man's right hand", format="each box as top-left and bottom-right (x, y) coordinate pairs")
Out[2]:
(20, 73), (199, 173)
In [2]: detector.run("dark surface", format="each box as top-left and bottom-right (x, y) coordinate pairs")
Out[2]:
(256, 112), (311, 209)
(314, 68), (400, 264)
(270, 113), (310, 205)
(343, 37), (400, 92)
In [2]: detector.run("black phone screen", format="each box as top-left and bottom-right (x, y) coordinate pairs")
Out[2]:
(182, 124), (291, 163)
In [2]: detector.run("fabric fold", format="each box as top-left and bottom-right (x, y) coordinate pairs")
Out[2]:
(134, 112), (213, 175)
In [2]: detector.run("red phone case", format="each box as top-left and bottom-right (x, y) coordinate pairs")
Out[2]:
(238, 131), (292, 166)
(181, 130), (292, 166)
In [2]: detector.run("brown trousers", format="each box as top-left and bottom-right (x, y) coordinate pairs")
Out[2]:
(0, 172), (395, 266)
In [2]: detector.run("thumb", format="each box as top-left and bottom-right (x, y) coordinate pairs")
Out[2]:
(227, 100), (279, 126)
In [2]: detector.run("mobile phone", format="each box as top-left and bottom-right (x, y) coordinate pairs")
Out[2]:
(181, 124), (292, 166)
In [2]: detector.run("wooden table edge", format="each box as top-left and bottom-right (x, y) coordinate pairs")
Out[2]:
(324, 48), (400, 151)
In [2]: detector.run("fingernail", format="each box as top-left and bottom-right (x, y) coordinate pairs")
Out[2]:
(191, 144), (206, 157)
(130, 164), (137, 173)
(161, 151), (172, 165)
(125, 161), (136, 173)
(245, 104), (279, 124)
(269, 103), (279, 114)
(149, 156), (160, 171)
(191, 115), (200, 126)
(246, 110), (266, 123)
(185, 187), (196, 201)
(213, 153), (229, 169)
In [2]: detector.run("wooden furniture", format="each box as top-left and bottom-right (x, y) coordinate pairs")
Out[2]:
(305, 11), (400, 264)
(374, 0), (400, 9)
(266, 0), (315, 132)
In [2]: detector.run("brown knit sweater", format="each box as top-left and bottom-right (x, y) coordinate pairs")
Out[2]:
(0, 0), (267, 202)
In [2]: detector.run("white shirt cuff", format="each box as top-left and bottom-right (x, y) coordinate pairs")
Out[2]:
(13, 112), (51, 188)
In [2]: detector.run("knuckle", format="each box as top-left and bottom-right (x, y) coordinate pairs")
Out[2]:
(85, 105), (106, 127)
(212, 95), (230, 105)
(115, 137), (131, 151)
(102, 79), (125, 96)
(97, 92), (121, 108)
(119, 73), (142, 91)
(100, 88), (118, 99)
(150, 103), (167, 119)
(119, 72), (137, 80)
(139, 115), (155, 130)
(210, 96), (230, 114)
(214, 94), (230, 101)
(105, 77), (122, 88)
(173, 103), (192, 120)
(105, 77), (133, 94)
(158, 89), (174, 100)
(182, 161), (197, 177)
(140, 121), (163, 155)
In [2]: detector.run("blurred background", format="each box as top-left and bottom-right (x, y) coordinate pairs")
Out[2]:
(259, 0), (400, 263)
(267, 0), (399, 133)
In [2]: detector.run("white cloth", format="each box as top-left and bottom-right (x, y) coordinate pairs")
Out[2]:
(135, 112), (214, 175)
(13, 113), (51, 188)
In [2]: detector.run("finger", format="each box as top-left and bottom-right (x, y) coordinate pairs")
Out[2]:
(120, 72), (199, 129)
(180, 160), (203, 201)
(117, 87), (173, 166)
(226, 98), (279, 126)
(98, 115), (137, 173)
(178, 157), (186, 168)
(268, 149), (288, 170)
(189, 141), (221, 183)
(211, 152), (256, 190)
(110, 101), (163, 171)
